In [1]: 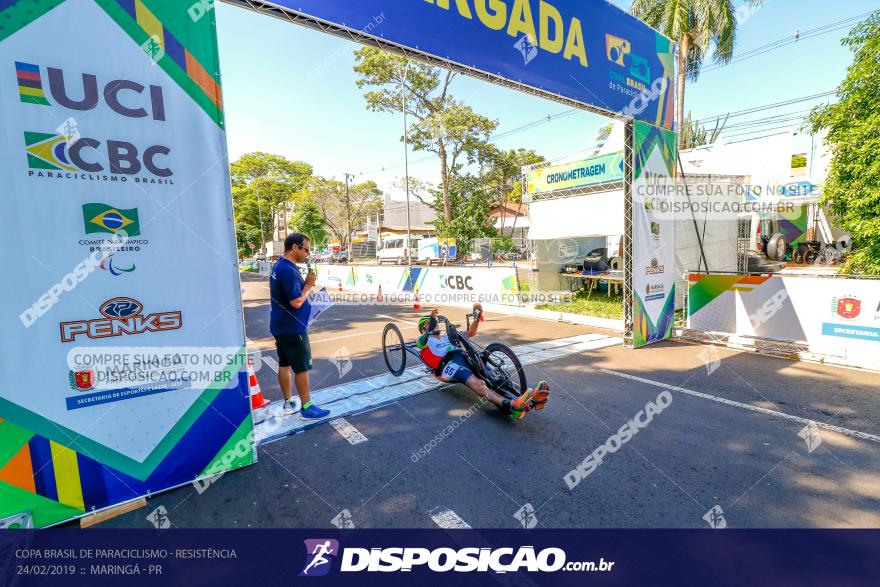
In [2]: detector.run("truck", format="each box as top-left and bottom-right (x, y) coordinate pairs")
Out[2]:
(418, 237), (457, 265)
(264, 240), (285, 259)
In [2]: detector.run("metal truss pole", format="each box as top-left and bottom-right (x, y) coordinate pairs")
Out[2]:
(623, 121), (634, 348)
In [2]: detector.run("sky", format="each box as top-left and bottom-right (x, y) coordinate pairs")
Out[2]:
(214, 0), (876, 199)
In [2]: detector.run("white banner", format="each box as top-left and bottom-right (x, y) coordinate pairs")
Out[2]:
(688, 274), (880, 371)
(313, 264), (522, 305)
(0, 0), (249, 527)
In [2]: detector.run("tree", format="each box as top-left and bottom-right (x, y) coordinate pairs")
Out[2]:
(679, 110), (728, 150)
(230, 153), (313, 250)
(482, 148), (545, 205)
(596, 122), (614, 144)
(631, 0), (766, 128)
(809, 11), (880, 275)
(289, 200), (328, 248)
(480, 148), (545, 239)
(302, 177), (383, 249)
(235, 224), (262, 259)
(392, 176), (435, 207)
(353, 47), (498, 221)
(430, 173), (496, 254)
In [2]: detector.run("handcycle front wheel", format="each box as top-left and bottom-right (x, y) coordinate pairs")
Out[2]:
(484, 343), (527, 400)
(382, 323), (407, 376)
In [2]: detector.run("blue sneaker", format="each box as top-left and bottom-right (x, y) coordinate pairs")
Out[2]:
(300, 403), (330, 421)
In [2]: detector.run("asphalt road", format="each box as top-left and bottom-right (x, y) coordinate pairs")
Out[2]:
(102, 272), (880, 529)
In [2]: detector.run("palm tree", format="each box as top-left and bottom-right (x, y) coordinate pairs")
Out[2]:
(631, 0), (766, 128)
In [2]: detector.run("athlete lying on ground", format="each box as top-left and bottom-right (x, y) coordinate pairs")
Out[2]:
(416, 304), (549, 420)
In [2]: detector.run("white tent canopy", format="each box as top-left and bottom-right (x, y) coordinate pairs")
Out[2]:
(527, 190), (624, 240)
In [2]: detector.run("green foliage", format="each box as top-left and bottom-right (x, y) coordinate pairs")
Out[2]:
(492, 235), (518, 252)
(301, 177), (383, 248)
(596, 123), (614, 144)
(631, 0), (766, 125)
(809, 11), (880, 275)
(430, 174), (496, 252)
(353, 47), (498, 220)
(230, 152), (313, 246)
(680, 110), (728, 150)
(481, 147), (545, 205)
(536, 290), (625, 320)
(235, 223), (262, 259)
(289, 200), (328, 248)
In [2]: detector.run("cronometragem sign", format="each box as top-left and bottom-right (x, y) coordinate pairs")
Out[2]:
(0, 0), (251, 528)
(263, 0), (675, 129)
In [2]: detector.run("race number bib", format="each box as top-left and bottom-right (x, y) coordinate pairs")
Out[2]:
(441, 362), (460, 380)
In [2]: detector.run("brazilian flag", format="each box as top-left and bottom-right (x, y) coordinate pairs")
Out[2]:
(82, 203), (140, 236)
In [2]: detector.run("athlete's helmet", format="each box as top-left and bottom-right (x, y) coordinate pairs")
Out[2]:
(417, 316), (432, 334)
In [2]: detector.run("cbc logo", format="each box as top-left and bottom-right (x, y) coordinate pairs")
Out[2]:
(441, 275), (473, 290)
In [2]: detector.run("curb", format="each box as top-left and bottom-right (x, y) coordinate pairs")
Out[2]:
(443, 300), (624, 333)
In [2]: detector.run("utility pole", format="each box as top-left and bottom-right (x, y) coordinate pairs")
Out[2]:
(255, 178), (266, 256)
(344, 172), (353, 251)
(400, 59), (413, 278)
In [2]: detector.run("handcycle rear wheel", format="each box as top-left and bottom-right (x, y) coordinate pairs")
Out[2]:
(484, 343), (527, 400)
(382, 323), (406, 376)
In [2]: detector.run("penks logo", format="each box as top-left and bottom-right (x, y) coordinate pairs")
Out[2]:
(300, 539), (339, 577)
(83, 203), (141, 236)
(13, 61), (166, 120)
(60, 297), (182, 343)
(24, 131), (172, 181)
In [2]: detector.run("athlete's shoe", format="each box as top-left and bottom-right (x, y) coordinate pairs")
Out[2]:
(509, 388), (535, 420)
(530, 381), (550, 410)
(281, 399), (299, 416)
(300, 403), (330, 421)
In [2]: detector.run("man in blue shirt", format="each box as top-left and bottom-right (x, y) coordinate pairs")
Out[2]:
(270, 233), (330, 420)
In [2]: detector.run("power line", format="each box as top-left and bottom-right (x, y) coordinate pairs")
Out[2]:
(693, 91), (834, 126)
(721, 121), (808, 140)
(349, 11), (868, 177)
(701, 10), (874, 74)
(718, 109), (813, 132)
(725, 130), (797, 145)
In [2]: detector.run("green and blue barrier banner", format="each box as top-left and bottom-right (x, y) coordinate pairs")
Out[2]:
(0, 0), (251, 528)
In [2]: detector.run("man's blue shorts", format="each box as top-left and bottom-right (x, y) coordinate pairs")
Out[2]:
(436, 351), (474, 385)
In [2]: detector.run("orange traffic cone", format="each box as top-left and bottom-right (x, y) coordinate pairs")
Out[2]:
(377, 284), (384, 303)
(337, 278), (343, 292)
(247, 357), (269, 409)
(413, 286), (421, 310)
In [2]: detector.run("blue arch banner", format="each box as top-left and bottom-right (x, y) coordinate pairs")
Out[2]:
(264, 0), (675, 128)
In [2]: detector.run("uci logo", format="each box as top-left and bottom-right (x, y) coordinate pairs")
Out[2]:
(441, 275), (473, 291)
(15, 61), (166, 120)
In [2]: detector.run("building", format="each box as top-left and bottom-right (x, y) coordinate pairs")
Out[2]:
(489, 202), (529, 249)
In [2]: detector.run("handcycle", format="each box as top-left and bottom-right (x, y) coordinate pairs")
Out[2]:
(381, 311), (527, 402)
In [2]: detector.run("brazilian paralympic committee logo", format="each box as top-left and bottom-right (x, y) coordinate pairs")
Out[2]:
(300, 539), (339, 577)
